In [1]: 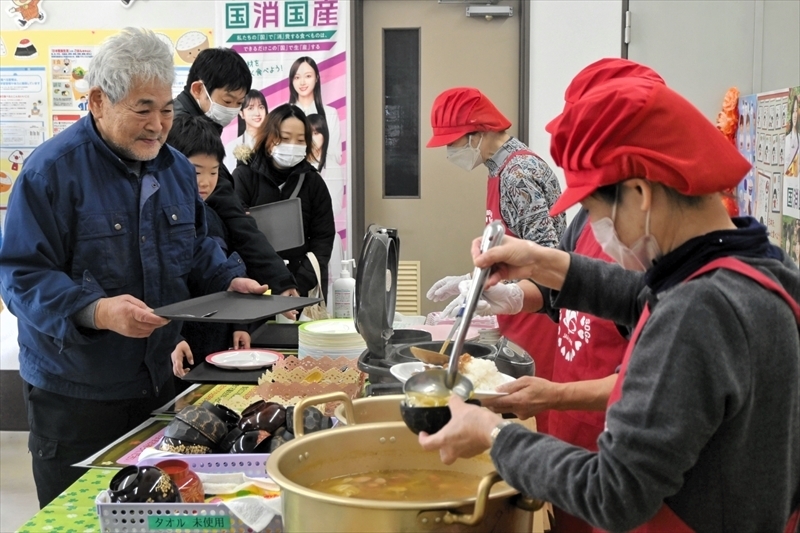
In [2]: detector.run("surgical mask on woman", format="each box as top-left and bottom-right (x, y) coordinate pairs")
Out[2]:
(591, 192), (662, 271)
(271, 143), (307, 168)
(201, 85), (240, 127)
(447, 134), (484, 171)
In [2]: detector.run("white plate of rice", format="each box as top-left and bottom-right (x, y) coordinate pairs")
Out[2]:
(390, 360), (514, 399)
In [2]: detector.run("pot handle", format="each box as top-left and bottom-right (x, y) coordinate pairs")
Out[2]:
(293, 392), (356, 437)
(441, 470), (506, 526)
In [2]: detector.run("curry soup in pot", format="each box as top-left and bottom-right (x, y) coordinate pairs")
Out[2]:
(308, 469), (482, 501)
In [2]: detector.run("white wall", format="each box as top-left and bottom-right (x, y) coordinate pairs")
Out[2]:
(626, 0), (800, 122)
(528, 0), (623, 221)
(0, 0), (215, 32)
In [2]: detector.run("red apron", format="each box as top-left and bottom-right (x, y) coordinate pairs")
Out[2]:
(486, 148), (560, 435)
(550, 223), (629, 533)
(598, 257), (800, 533)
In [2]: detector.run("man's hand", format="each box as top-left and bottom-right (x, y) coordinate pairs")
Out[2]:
(481, 376), (561, 420)
(171, 340), (193, 378)
(280, 288), (299, 320)
(418, 396), (501, 465)
(228, 277), (270, 294)
(233, 330), (251, 349)
(94, 295), (169, 338)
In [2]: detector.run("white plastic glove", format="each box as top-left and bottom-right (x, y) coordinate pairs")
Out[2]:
(426, 273), (471, 302)
(442, 280), (524, 318)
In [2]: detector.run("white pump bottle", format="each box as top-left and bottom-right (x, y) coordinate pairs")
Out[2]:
(332, 259), (357, 318)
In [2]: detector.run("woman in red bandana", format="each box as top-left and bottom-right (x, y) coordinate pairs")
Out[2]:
(419, 60), (800, 532)
(425, 88), (565, 434)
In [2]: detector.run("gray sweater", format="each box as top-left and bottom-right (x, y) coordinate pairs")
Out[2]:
(491, 252), (800, 532)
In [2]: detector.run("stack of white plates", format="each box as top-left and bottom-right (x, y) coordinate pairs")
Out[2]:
(298, 319), (367, 359)
(478, 327), (502, 344)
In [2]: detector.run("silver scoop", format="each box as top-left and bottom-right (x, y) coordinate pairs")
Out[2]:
(403, 368), (474, 403)
(404, 221), (505, 399)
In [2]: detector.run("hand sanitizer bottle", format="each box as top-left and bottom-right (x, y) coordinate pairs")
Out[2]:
(332, 259), (357, 318)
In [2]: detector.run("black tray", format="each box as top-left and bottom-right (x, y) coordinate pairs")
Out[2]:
(250, 322), (300, 349)
(181, 361), (266, 385)
(154, 292), (321, 323)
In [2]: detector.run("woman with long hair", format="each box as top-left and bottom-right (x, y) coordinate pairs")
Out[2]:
(288, 57), (342, 171)
(232, 104), (335, 299)
(306, 112), (345, 295)
(306, 113), (329, 172)
(224, 89), (267, 170)
(289, 57), (346, 290)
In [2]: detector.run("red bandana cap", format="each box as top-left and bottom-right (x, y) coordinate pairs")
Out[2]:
(545, 58), (666, 134)
(548, 76), (751, 216)
(427, 87), (512, 148)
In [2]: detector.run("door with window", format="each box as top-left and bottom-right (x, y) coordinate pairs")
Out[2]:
(361, 0), (521, 315)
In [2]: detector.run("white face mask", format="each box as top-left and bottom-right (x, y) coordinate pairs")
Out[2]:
(200, 84), (240, 127)
(447, 133), (484, 171)
(271, 143), (306, 168)
(590, 192), (662, 271)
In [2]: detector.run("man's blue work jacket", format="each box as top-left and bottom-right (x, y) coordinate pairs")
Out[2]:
(0, 115), (245, 400)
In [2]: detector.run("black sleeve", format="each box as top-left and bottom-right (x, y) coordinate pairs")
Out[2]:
(305, 174), (336, 268)
(205, 177), (297, 293)
(293, 175), (336, 296)
(231, 165), (254, 209)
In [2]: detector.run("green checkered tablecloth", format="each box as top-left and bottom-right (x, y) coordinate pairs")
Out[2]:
(17, 469), (115, 533)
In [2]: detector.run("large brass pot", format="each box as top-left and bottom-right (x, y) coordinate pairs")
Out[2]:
(333, 394), (404, 425)
(267, 392), (540, 532)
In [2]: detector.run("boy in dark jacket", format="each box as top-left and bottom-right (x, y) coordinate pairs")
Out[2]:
(166, 115), (263, 381)
(174, 47), (299, 297)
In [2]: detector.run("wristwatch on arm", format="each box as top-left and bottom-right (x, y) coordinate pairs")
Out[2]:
(489, 420), (514, 447)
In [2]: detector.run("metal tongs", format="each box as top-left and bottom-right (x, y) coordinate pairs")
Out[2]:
(445, 221), (505, 388)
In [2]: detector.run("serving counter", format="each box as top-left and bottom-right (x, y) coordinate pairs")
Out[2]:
(14, 376), (549, 533)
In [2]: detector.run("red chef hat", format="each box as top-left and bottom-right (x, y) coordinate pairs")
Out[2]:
(427, 87), (512, 147)
(548, 76), (751, 216)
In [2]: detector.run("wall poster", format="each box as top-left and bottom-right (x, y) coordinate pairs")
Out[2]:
(782, 87), (800, 263)
(755, 90), (788, 244)
(216, 0), (350, 296)
(737, 86), (800, 263)
(0, 28), (213, 210)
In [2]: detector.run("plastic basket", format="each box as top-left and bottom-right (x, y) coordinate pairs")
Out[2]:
(97, 453), (282, 533)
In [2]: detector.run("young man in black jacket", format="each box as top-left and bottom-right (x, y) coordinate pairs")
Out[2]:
(173, 48), (298, 296)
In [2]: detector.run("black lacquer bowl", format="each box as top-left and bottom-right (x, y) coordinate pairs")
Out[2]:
(109, 465), (181, 503)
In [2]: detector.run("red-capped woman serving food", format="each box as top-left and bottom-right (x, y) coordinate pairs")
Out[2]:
(419, 59), (800, 532)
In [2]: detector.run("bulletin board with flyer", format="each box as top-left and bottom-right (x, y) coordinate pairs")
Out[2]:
(0, 27), (214, 209)
(731, 86), (800, 264)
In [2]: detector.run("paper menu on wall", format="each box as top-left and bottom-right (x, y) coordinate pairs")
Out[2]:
(754, 90), (790, 245)
(50, 46), (94, 114)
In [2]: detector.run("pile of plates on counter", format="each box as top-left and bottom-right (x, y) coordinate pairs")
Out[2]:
(298, 319), (367, 359)
(425, 312), (501, 345)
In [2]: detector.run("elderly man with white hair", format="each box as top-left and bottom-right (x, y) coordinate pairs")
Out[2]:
(0, 28), (267, 507)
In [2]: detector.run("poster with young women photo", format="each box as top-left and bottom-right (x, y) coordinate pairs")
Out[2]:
(224, 89), (267, 171)
(216, 0), (350, 306)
